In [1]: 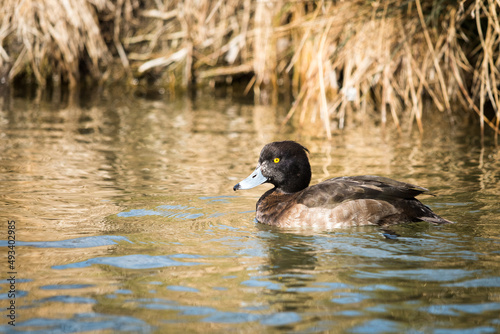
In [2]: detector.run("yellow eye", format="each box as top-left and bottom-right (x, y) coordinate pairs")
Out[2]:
(273, 158), (280, 163)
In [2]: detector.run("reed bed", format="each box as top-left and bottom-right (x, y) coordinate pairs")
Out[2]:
(0, 0), (110, 87)
(1, 0), (499, 138)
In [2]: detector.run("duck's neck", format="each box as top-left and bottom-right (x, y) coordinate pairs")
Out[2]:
(292, 162), (311, 193)
(256, 188), (297, 225)
(282, 164), (311, 193)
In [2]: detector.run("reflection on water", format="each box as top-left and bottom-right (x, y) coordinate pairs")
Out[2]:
(0, 93), (500, 333)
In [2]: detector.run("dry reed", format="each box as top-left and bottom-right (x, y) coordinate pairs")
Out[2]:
(0, 0), (111, 87)
(1, 0), (499, 138)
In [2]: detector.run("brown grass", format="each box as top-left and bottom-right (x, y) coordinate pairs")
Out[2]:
(1, 0), (499, 138)
(0, 0), (110, 87)
(279, 0), (500, 138)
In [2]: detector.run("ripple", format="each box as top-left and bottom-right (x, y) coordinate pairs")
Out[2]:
(421, 302), (500, 316)
(117, 208), (205, 219)
(0, 313), (152, 333)
(332, 292), (370, 304)
(202, 311), (262, 323)
(314, 236), (433, 261)
(353, 269), (477, 282)
(259, 312), (301, 326)
(0, 236), (132, 249)
(167, 285), (199, 293)
(199, 196), (237, 204)
(40, 284), (94, 290)
(444, 277), (500, 288)
(432, 327), (498, 334)
(0, 290), (28, 300)
(359, 284), (399, 291)
(138, 298), (216, 316)
(241, 279), (282, 290)
(53, 254), (201, 270)
(40, 295), (96, 304)
(350, 319), (401, 333)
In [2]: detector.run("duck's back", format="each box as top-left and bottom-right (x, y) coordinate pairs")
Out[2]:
(256, 175), (452, 228)
(297, 175), (427, 205)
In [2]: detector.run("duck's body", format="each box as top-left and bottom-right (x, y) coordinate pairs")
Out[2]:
(255, 175), (451, 228)
(234, 141), (453, 228)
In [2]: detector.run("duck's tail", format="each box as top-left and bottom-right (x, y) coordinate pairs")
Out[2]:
(419, 214), (455, 225)
(412, 201), (455, 224)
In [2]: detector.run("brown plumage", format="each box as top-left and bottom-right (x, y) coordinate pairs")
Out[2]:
(234, 141), (454, 229)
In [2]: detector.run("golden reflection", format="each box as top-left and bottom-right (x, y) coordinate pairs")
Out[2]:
(1, 94), (499, 240)
(0, 93), (499, 332)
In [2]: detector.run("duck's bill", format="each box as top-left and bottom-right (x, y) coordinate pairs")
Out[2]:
(233, 166), (268, 191)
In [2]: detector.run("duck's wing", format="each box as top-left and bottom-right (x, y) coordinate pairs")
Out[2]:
(296, 175), (428, 208)
(338, 175), (429, 198)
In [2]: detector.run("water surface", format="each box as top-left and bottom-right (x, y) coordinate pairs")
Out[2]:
(0, 93), (499, 333)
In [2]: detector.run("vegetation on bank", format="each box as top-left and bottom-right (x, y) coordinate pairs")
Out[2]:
(1, 0), (499, 138)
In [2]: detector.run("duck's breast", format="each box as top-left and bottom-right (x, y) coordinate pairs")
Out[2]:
(272, 199), (404, 228)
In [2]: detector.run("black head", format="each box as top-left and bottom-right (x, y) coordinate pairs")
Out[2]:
(234, 141), (312, 193)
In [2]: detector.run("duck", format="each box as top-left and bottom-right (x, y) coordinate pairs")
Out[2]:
(233, 141), (454, 228)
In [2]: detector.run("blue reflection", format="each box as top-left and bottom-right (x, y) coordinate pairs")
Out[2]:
(260, 312), (301, 326)
(0, 278), (32, 284)
(201, 310), (300, 325)
(444, 277), (500, 288)
(332, 292), (370, 304)
(0, 313), (152, 333)
(147, 281), (163, 285)
(240, 279), (281, 290)
(40, 295), (96, 304)
(167, 285), (199, 292)
(335, 310), (364, 316)
(202, 312), (261, 323)
(359, 284), (399, 291)
(313, 235), (434, 261)
(139, 299), (216, 316)
(354, 269), (476, 282)
(40, 284), (94, 290)
(421, 302), (500, 316)
(350, 319), (402, 333)
(286, 280), (351, 293)
(117, 209), (164, 217)
(117, 198), (244, 220)
(157, 205), (200, 210)
(117, 208), (204, 219)
(288, 286), (333, 293)
(431, 327), (498, 333)
(53, 254), (201, 270)
(170, 254), (204, 259)
(208, 212), (227, 218)
(0, 236), (132, 249)
(199, 196), (237, 204)
(0, 290), (28, 300)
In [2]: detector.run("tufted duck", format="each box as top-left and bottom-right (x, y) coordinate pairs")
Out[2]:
(233, 141), (454, 228)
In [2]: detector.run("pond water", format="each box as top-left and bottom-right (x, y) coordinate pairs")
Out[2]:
(0, 91), (499, 333)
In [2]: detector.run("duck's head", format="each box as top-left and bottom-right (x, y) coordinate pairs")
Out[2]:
(233, 141), (311, 193)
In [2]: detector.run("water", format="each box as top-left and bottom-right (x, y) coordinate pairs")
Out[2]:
(1, 92), (499, 333)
